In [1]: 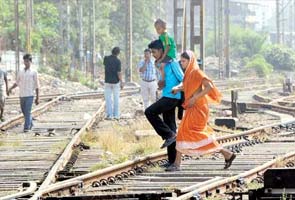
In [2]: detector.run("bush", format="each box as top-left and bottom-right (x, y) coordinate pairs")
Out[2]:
(205, 26), (266, 59)
(230, 26), (266, 59)
(263, 45), (295, 71)
(246, 54), (273, 77)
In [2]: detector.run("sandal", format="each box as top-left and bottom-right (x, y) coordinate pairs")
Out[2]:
(224, 153), (236, 169)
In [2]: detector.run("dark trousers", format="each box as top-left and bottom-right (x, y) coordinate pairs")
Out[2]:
(145, 97), (179, 164)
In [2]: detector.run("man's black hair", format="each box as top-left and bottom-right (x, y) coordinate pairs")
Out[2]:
(111, 47), (120, 56)
(23, 53), (32, 61)
(148, 40), (164, 50)
(144, 49), (151, 53)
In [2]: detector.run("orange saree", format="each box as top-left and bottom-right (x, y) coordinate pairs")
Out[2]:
(176, 50), (222, 155)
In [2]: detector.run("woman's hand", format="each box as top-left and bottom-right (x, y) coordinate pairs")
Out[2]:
(171, 86), (180, 94)
(187, 95), (197, 108)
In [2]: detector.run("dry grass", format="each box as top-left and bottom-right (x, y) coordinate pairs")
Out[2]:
(247, 182), (263, 190)
(82, 118), (162, 170)
(0, 140), (22, 147)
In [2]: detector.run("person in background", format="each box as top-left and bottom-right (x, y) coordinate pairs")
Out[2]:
(0, 56), (9, 122)
(8, 54), (39, 132)
(103, 47), (124, 120)
(168, 50), (236, 171)
(154, 18), (177, 89)
(137, 49), (158, 110)
(145, 40), (183, 168)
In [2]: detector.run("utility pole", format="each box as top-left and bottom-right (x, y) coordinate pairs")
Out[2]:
(66, 0), (70, 52)
(125, 0), (132, 82)
(276, 0), (281, 44)
(282, 0), (285, 44)
(294, 0), (295, 49)
(218, 0), (224, 79)
(225, 0), (230, 78)
(182, 0), (186, 52)
(14, 0), (20, 75)
(289, 1), (293, 48)
(89, 0), (95, 81)
(26, 0), (32, 53)
(78, 0), (84, 71)
(214, 0), (217, 56)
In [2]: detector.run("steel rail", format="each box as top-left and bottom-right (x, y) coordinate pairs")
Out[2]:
(0, 95), (65, 131)
(31, 119), (295, 199)
(173, 151), (295, 200)
(0, 181), (37, 200)
(32, 151), (167, 198)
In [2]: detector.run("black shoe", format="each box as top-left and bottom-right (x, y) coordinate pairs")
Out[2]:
(224, 153), (236, 169)
(165, 164), (180, 172)
(160, 136), (176, 149)
(159, 162), (172, 168)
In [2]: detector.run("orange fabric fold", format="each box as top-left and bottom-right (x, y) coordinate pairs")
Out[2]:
(176, 50), (222, 155)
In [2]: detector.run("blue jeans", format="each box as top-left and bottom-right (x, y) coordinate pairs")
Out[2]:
(20, 96), (34, 130)
(104, 83), (120, 118)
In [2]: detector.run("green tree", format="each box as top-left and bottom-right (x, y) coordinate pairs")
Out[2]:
(263, 45), (295, 71)
(205, 26), (266, 59)
(230, 26), (266, 59)
(246, 54), (273, 77)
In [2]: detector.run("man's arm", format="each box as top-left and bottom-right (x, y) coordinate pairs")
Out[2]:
(117, 71), (124, 89)
(34, 72), (40, 105)
(8, 83), (17, 94)
(35, 88), (39, 105)
(139, 61), (148, 73)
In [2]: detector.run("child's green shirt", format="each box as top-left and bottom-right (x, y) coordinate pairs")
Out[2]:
(159, 32), (177, 59)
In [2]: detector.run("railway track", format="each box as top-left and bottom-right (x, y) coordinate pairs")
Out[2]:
(0, 87), (140, 200)
(24, 119), (295, 200)
(0, 79), (293, 200)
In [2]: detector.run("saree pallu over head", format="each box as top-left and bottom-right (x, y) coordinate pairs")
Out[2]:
(176, 50), (222, 156)
(182, 50), (221, 109)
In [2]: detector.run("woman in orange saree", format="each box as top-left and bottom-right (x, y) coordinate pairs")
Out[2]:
(168, 50), (236, 171)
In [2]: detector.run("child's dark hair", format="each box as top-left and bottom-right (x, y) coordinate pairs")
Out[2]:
(148, 40), (164, 50)
(144, 49), (151, 53)
(181, 52), (190, 60)
(154, 18), (166, 29)
(23, 53), (32, 61)
(111, 47), (120, 56)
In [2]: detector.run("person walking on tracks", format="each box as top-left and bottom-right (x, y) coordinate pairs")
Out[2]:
(103, 47), (124, 120)
(0, 56), (9, 122)
(8, 54), (39, 132)
(145, 40), (184, 168)
(168, 50), (236, 171)
(137, 49), (158, 110)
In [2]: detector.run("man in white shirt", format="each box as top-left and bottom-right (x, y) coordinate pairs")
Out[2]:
(0, 56), (9, 121)
(9, 54), (39, 132)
